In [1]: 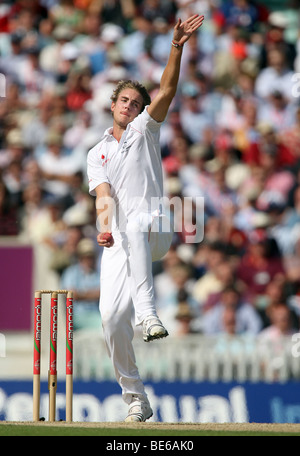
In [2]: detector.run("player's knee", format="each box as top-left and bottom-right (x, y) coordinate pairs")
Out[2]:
(101, 310), (127, 335)
(101, 310), (116, 329)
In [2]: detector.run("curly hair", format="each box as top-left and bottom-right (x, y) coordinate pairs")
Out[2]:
(110, 80), (151, 113)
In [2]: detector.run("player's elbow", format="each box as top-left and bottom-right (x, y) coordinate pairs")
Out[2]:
(160, 86), (176, 103)
(95, 183), (111, 199)
(148, 89), (175, 122)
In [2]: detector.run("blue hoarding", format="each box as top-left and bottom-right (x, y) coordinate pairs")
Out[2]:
(0, 380), (300, 423)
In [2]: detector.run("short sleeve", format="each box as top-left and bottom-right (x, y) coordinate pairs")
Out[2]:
(131, 106), (162, 135)
(87, 143), (110, 196)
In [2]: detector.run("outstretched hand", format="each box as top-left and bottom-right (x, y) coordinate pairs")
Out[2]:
(173, 14), (205, 46)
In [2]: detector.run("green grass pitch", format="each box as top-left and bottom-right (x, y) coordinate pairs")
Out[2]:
(0, 422), (299, 437)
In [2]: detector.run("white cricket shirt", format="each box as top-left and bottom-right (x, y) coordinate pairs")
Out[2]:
(87, 107), (165, 227)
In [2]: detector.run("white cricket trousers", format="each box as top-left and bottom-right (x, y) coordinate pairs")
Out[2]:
(99, 213), (173, 404)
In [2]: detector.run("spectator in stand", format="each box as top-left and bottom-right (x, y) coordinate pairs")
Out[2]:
(242, 123), (296, 215)
(257, 152), (295, 212)
(61, 237), (101, 330)
(218, 0), (260, 32)
(257, 89), (298, 134)
(173, 289), (199, 336)
(97, 0), (137, 31)
(203, 260), (238, 312)
(37, 129), (83, 203)
(279, 106), (300, 162)
(259, 10), (297, 71)
(154, 261), (199, 336)
(160, 109), (187, 157)
(0, 30), (28, 86)
(19, 181), (45, 242)
(155, 261), (195, 310)
(2, 159), (24, 207)
(286, 185), (300, 228)
(179, 142), (212, 203)
(237, 228), (285, 307)
(258, 303), (298, 342)
(217, 88), (258, 146)
(137, 0), (177, 26)
(0, 178), (19, 235)
(0, 129), (26, 172)
(269, 185), (300, 258)
(257, 303), (298, 379)
(65, 67), (93, 111)
(39, 23), (76, 77)
(179, 80), (214, 144)
(163, 135), (190, 177)
(287, 281), (300, 323)
(203, 159), (238, 217)
(192, 241), (228, 306)
(258, 277), (287, 325)
(73, 12), (106, 75)
(244, 122), (297, 170)
(255, 47), (295, 102)
(0, 85), (26, 141)
(48, 0), (85, 30)
(22, 93), (55, 152)
(202, 283), (263, 335)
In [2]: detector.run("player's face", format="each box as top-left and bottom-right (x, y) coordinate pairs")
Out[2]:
(111, 88), (143, 128)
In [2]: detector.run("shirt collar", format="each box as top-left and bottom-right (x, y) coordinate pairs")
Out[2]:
(103, 127), (114, 138)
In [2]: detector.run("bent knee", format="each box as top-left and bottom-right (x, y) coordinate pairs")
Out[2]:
(101, 308), (131, 333)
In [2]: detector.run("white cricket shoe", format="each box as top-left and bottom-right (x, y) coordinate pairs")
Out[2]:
(125, 396), (153, 422)
(142, 315), (169, 342)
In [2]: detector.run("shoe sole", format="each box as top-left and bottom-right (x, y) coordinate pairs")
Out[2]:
(143, 330), (169, 343)
(125, 411), (153, 422)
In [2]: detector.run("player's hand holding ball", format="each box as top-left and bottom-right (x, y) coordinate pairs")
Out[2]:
(97, 232), (114, 248)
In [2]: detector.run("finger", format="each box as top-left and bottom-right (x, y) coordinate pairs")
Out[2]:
(187, 14), (204, 26)
(97, 235), (114, 247)
(184, 14), (202, 26)
(175, 17), (181, 29)
(190, 15), (204, 27)
(186, 14), (200, 23)
(190, 17), (205, 32)
(97, 235), (108, 245)
(98, 241), (111, 247)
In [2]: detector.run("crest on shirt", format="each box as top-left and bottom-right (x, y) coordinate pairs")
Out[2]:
(121, 140), (130, 154)
(101, 153), (110, 167)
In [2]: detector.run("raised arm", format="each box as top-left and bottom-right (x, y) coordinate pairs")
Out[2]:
(148, 14), (204, 123)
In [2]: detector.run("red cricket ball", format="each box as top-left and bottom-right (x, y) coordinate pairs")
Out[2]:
(100, 232), (113, 243)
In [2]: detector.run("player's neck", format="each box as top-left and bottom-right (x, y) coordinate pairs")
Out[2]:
(112, 124), (126, 143)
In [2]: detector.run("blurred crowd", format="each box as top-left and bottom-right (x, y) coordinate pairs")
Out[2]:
(1, 0), (300, 343)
